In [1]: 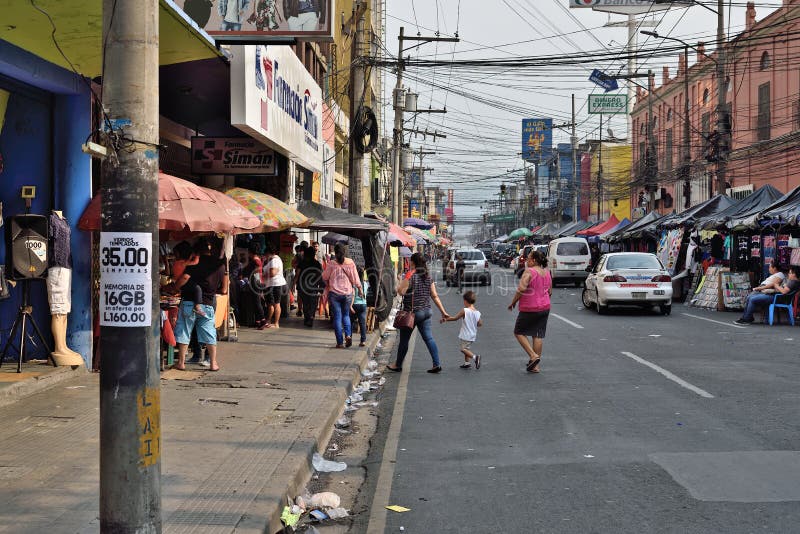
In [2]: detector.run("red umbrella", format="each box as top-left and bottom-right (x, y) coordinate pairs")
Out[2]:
(388, 222), (417, 247)
(78, 172), (260, 234)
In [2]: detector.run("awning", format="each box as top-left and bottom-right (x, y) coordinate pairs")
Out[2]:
(696, 185), (784, 230)
(659, 195), (737, 230)
(612, 211), (666, 241)
(577, 215), (619, 236)
(297, 201), (387, 236)
(756, 185), (800, 227)
(1, 0), (222, 79)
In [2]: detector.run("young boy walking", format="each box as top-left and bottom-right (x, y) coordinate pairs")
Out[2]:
(442, 290), (483, 369)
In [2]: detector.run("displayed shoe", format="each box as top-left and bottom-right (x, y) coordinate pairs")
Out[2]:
(474, 354), (481, 369)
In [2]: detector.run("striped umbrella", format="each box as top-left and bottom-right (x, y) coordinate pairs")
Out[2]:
(222, 187), (311, 232)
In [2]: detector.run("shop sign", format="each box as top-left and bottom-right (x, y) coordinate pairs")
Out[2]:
(99, 232), (152, 327)
(588, 94), (628, 115)
(184, 0), (335, 43)
(231, 45), (323, 173)
(522, 119), (552, 163)
(191, 137), (276, 175)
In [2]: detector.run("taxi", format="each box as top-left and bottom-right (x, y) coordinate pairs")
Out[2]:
(581, 252), (673, 315)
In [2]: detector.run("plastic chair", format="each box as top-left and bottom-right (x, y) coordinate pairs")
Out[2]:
(768, 290), (798, 326)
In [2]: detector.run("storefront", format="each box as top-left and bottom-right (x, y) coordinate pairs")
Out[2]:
(0, 41), (92, 366)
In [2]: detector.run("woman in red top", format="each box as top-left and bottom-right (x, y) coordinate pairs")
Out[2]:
(508, 250), (552, 373)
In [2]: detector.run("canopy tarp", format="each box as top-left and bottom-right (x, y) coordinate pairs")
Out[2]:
(494, 234), (509, 242)
(696, 185), (784, 230)
(297, 201), (387, 236)
(613, 211), (667, 241)
(532, 222), (563, 236)
(556, 220), (595, 237)
(659, 194), (736, 229)
(578, 215), (619, 236)
(598, 217), (630, 238)
(757, 185), (800, 227)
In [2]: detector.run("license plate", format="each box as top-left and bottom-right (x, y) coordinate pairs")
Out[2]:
(654, 290), (665, 295)
(631, 292), (647, 299)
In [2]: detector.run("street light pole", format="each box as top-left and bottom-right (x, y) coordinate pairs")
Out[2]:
(715, 0), (728, 196)
(391, 27), (405, 225)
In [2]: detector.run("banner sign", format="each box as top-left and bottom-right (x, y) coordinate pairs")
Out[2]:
(182, 0), (335, 42)
(99, 232), (152, 327)
(569, 0), (670, 14)
(522, 119), (552, 163)
(191, 137), (276, 174)
(588, 94), (629, 115)
(231, 45), (323, 173)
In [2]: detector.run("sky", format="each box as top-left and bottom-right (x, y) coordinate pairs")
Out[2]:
(383, 0), (783, 239)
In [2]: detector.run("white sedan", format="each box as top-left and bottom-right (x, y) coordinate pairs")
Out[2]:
(581, 252), (673, 315)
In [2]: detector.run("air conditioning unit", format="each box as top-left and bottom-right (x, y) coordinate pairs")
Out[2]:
(726, 184), (754, 200)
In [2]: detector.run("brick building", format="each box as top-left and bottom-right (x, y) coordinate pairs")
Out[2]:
(631, 0), (800, 215)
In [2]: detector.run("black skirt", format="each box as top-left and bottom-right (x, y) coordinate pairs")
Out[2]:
(514, 310), (550, 338)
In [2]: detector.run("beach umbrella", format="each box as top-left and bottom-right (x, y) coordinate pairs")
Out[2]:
(403, 217), (434, 229)
(508, 227), (533, 239)
(222, 187), (311, 231)
(78, 172), (261, 234)
(388, 222), (417, 247)
(404, 225), (431, 244)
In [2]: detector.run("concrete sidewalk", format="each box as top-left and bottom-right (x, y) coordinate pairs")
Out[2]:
(0, 316), (381, 534)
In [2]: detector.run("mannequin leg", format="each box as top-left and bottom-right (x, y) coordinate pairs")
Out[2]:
(51, 314), (84, 366)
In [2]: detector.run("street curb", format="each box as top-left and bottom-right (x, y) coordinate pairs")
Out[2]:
(254, 321), (387, 534)
(0, 365), (87, 408)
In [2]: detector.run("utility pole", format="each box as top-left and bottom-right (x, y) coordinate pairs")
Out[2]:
(715, 0), (728, 196)
(647, 69), (657, 211)
(100, 0), (161, 532)
(390, 27), (458, 224)
(597, 114), (603, 220)
(348, 1), (368, 215)
(682, 44), (692, 209)
(571, 93), (579, 222)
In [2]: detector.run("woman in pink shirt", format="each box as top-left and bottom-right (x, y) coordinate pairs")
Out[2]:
(508, 250), (552, 373)
(322, 243), (363, 348)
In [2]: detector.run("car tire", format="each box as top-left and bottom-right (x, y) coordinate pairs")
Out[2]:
(596, 291), (608, 315)
(581, 288), (594, 310)
(660, 304), (671, 316)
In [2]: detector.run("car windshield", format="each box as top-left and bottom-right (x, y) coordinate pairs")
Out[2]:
(556, 242), (588, 256)
(606, 255), (663, 270)
(458, 251), (484, 261)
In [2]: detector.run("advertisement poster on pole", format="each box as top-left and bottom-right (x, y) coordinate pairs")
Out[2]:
(521, 119), (552, 163)
(180, 0), (335, 42)
(99, 232), (152, 327)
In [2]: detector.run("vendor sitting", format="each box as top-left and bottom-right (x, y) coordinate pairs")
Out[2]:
(734, 264), (799, 325)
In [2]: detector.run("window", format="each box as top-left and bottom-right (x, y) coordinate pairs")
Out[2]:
(667, 108), (673, 122)
(457, 251), (485, 261)
(758, 82), (771, 141)
(665, 129), (673, 171)
(606, 254), (663, 270)
(556, 242), (589, 256)
(702, 88), (710, 104)
(653, 116), (658, 130)
(701, 112), (710, 137)
(725, 76), (732, 93)
(640, 123), (646, 135)
(760, 51), (771, 71)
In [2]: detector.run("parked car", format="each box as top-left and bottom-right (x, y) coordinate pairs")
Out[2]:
(445, 249), (491, 286)
(547, 237), (592, 286)
(582, 252), (673, 315)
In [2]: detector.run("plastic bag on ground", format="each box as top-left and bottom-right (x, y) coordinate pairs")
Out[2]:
(367, 359), (379, 371)
(326, 507), (349, 519)
(312, 453), (347, 473)
(310, 491), (342, 508)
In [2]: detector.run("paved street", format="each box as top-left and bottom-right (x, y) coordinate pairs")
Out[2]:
(362, 264), (800, 534)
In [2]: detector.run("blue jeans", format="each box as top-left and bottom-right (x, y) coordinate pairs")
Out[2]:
(329, 292), (352, 345)
(741, 292), (773, 322)
(220, 21), (242, 30)
(395, 308), (440, 368)
(352, 302), (367, 343)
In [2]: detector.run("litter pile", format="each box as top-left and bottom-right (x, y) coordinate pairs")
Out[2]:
(281, 334), (393, 532)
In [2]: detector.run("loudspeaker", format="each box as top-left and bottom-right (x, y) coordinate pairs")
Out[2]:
(5, 214), (49, 280)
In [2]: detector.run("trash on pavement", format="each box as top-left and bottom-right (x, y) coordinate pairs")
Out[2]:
(310, 491), (341, 508)
(280, 506), (301, 528)
(335, 416), (350, 429)
(326, 507), (349, 519)
(367, 359), (379, 371)
(309, 509), (329, 522)
(386, 505), (411, 513)
(312, 453), (347, 473)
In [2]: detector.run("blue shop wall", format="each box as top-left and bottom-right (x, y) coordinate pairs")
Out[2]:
(0, 40), (93, 366)
(0, 86), (54, 359)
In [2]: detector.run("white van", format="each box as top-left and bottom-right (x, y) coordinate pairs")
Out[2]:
(547, 237), (591, 287)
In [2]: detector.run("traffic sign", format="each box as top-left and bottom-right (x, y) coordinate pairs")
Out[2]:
(589, 69), (618, 92)
(588, 94), (628, 115)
